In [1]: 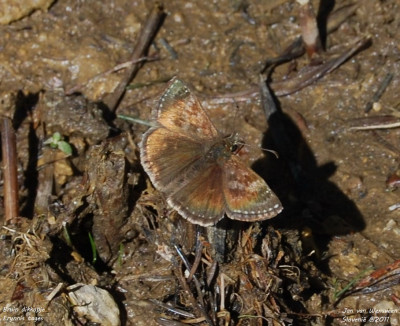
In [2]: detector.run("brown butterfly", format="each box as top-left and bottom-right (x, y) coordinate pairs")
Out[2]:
(139, 78), (282, 226)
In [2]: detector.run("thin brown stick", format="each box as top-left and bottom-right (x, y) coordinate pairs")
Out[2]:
(203, 36), (370, 105)
(347, 115), (400, 131)
(105, 4), (165, 113)
(1, 118), (19, 222)
(270, 36), (371, 96)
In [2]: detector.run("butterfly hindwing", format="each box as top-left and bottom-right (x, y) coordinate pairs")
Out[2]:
(167, 162), (226, 226)
(223, 156), (282, 221)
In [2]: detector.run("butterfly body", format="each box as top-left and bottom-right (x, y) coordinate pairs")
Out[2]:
(204, 136), (234, 163)
(140, 78), (283, 226)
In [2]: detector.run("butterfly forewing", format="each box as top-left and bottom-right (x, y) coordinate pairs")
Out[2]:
(223, 156), (282, 221)
(141, 127), (206, 193)
(156, 78), (219, 141)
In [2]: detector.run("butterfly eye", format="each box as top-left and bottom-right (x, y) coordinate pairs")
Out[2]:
(230, 143), (243, 154)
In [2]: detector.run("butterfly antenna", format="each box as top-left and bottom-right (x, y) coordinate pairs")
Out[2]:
(262, 147), (279, 159)
(236, 140), (279, 159)
(231, 98), (241, 134)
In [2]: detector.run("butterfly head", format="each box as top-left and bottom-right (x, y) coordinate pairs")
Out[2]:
(225, 133), (244, 155)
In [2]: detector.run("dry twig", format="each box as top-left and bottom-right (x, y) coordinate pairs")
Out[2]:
(105, 4), (165, 113)
(1, 117), (19, 222)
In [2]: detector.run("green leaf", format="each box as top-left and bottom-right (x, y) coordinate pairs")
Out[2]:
(52, 132), (62, 142)
(57, 141), (73, 156)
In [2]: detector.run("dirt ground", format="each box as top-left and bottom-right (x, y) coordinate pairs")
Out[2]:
(0, 0), (399, 325)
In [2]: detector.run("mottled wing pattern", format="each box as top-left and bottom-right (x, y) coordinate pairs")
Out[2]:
(156, 78), (219, 141)
(140, 77), (283, 226)
(140, 78), (219, 193)
(140, 128), (205, 193)
(223, 156), (282, 221)
(167, 163), (226, 226)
